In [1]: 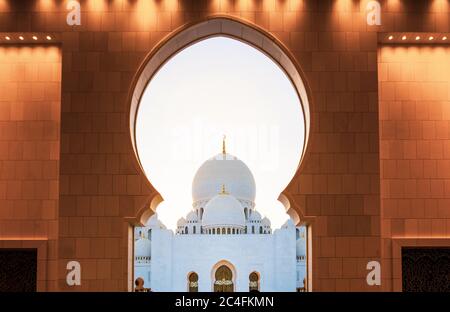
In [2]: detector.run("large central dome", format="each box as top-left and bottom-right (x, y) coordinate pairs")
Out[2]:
(202, 192), (246, 228)
(192, 152), (256, 203)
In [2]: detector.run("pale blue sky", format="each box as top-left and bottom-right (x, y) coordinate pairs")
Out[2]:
(136, 37), (305, 230)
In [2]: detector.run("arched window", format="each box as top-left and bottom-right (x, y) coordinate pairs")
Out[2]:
(214, 265), (233, 292)
(193, 226), (196, 234)
(259, 227), (263, 234)
(212, 228), (215, 234)
(188, 272), (199, 292)
(185, 226), (188, 234)
(135, 277), (145, 292)
(222, 228), (225, 234)
(227, 228), (230, 234)
(232, 228), (235, 234)
(252, 226), (255, 234)
(249, 272), (259, 292)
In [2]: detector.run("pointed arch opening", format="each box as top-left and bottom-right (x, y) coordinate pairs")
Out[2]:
(187, 272), (199, 292)
(127, 16), (314, 293)
(249, 271), (260, 292)
(211, 260), (236, 292)
(128, 17), (312, 230)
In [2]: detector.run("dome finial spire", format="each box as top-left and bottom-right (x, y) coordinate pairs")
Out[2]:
(222, 135), (226, 154)
(220, 184), (228, 195)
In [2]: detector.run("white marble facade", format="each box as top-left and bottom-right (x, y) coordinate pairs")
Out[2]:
(134, 147), (307, 292)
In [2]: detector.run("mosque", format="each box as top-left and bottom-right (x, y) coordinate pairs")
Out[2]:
(134, 140), (307, 292)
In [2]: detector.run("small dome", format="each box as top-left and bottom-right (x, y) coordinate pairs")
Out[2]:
(186, 211), (198, 222)
(262, 217), (271, 226)
(281, 218), (295, 228)
(202, 192), (245, 228)
(192, 152), (256, 203)
(249, 210), (262, 222)
(296, 238), (306, 257)
(135, 237), (151, 258)
(177, 217), (186, 227)
(134, 227), (144, 240)
(147, 213), (166, 229)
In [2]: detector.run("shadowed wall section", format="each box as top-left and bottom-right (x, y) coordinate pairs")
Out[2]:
(379, 45), (450, 291)
(0, 45), (61, 290)
(0, 249), (37, 292)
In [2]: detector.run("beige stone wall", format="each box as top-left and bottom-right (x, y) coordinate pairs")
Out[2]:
(0, 0), (448, 291)
(379, 45), (450, 290)
(0, 45), (61, 290)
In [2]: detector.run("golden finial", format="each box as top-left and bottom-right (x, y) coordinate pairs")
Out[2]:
(222, 135), (226, 154)
(219, 184), (228, 195)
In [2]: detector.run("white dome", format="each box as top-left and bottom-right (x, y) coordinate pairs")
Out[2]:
(202, 193), (245, 228)
(282, 218), (295, 228)
(262, 217), (271, 226)
(177, 217), (186, 227)
(186, 211), (198, 222)
(147, 213), (166, 229)
(135, 237), (151, 258)
(296, 238), (306, 257)
(249, 210), (262, 221)
(192, 153), (256, 203)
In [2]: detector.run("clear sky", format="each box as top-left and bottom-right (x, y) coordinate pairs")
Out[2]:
(136, 37), (305, 230)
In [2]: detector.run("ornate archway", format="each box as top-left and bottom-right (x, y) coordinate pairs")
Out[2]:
(249, 271), (260, 292)
(127, 16), (312, 225)
(214, 265), (234, 292)
(188, 272), (198, 292)
(126, 15), (315, 292)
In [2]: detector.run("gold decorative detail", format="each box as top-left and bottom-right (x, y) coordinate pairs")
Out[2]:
(214, 278), (233, 286)
(219, 184), (229, 195)
(189, 281), (198, 287)
(249, 281), (258, 287)
(222, 135), (226, 154)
